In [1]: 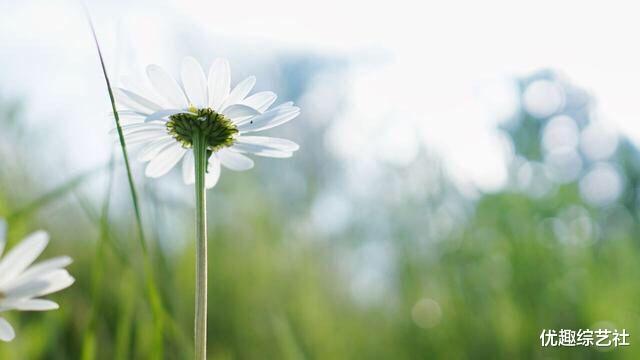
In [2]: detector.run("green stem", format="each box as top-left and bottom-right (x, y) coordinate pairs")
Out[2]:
(193, 130), (208, 360)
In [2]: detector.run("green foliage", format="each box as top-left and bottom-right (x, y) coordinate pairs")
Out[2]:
(1, 72), (640, 360)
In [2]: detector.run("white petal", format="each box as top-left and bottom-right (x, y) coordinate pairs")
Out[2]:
(182, 150), (195, 184)
(0, 231), (48, 288)
(146, 64), (189, 109)
(13, 299), (59, 311)
(111, 110), (147, 119)
(230, 145), (292, 158)
(117, 88), (163, 112)
(33, 269), (75, 297)
(208, 58), (230, 110)
(138, 138), (176, 162)
(181, 57), (208, 108)
(220, 76), (256, 111)
(115, 114), (145, 126)
(241, 91), (277, 113)
(237, 105), (300, 133)
(13, 256), (72, 285)
(145, 144), (187, 178)
(222, 104), (259, 123)
(116, 122), (166, 136)
(274, 101), (294, 109)
(205, 155), (221, 189)
(235, 136), (299, 151)
(218, 149), (254, 171)
(120, 121), (167, 130)
(115, 93), (151, 115)
(0, 317), (15, 342)
(125, 131), (169, 146)
(3, 269), (74, 299)
(4, 278), (49, 299)
(145, 109), (191, 122)
(120, 76), (167, 106)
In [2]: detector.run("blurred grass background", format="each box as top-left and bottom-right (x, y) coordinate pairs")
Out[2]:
(0, 63), (639, 360)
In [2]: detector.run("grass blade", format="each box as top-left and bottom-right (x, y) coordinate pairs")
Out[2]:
(81, 3), (147, 253)
(82, 4), (165, 357)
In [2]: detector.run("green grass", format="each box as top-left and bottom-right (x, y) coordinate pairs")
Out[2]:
(0, 60), (638, 360)
(2, 144), (639, 359)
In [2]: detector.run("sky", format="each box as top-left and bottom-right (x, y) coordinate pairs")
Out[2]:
(1, 0), (640, 192)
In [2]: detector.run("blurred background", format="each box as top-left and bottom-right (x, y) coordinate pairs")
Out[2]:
(1, 0), (640, 358)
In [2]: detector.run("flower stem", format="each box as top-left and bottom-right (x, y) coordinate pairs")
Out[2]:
(193, 129), (208, 360)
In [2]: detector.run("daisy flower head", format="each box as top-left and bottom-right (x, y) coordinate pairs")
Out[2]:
(0, 219), (74, 342)
(116, 57), (301, 189)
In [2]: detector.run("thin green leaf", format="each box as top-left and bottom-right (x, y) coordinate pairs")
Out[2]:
(83, 5), (166, 357)
(81, 3), (147, 253)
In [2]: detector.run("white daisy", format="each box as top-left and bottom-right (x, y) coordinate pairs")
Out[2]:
(115, 57), (301, 188)
(0, 219), (74, 342)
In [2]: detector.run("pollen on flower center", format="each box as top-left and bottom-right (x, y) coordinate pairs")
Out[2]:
(166, 108), (238, 151)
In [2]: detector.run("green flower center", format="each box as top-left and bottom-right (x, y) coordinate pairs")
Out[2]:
(166, 108), (238, 151)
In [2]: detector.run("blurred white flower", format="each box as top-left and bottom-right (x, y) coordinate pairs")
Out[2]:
(115, 57), (301, 188)
(0, 220), (74, 342)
